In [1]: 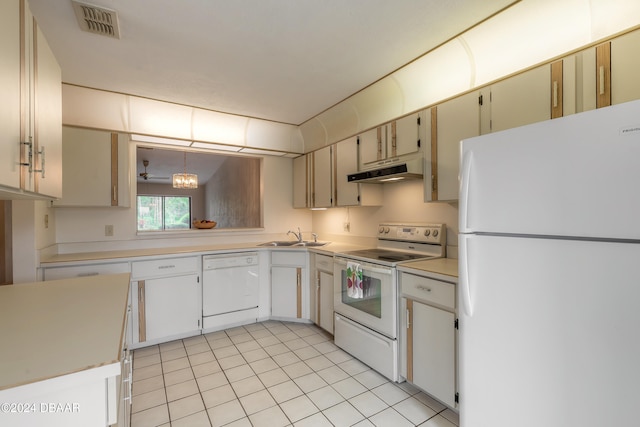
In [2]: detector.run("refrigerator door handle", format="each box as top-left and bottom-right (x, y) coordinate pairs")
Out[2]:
(459, 234), (474, 317)
(459, 150), (473, 232)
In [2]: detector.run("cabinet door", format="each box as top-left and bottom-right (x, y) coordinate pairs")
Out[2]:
(271, 266), (301, 319)
(141, 274), (200, 342)
(429, 91), (480, 201)
(292, 155), (309, 208)
(611, 30), (640, 105)
(32, 23), (62, 198)
(0, 0), (21, 191)
(359, 127), (384, 167)
(408, 299), (456, 408)
(313, 145), (333, 208)
(318, 270), (334, 333)
(486, 65), (551, 133)
(392, 112), (422, 158)
(335, 137), (359, 206)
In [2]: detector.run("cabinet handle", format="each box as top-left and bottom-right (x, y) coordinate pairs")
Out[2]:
(552, 81), (558, 108)
(20, 139), (33, 169)
(34, 146), (45, 178)
(417, 285), (432, 292)
(158, 264), (175, 270)
(406, 308), (411, 329)
(599, 65), (605, 95)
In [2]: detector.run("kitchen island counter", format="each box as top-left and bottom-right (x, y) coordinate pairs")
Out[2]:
(0, 273), (130, 426)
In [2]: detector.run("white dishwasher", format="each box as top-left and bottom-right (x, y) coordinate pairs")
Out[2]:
(202, 252), (260, 332)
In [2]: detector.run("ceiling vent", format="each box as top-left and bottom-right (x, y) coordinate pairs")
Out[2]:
(71, 0), (120, 39)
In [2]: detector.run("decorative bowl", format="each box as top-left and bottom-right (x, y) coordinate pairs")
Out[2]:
(193, 220), (217, 229)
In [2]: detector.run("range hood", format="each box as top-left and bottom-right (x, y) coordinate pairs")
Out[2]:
(347, 156), (423, 183)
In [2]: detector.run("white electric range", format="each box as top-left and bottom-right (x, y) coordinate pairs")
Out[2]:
(333, 223), (446, 381)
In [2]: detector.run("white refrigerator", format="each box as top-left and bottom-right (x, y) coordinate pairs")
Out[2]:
(458, 100), (640, 427)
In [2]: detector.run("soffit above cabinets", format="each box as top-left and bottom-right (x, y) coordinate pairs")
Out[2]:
(27, 0), (517, 125)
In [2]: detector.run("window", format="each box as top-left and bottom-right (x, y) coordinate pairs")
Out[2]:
(137, 195), (191, 231)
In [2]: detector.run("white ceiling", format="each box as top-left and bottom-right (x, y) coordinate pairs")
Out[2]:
(28, 0), (516, 126)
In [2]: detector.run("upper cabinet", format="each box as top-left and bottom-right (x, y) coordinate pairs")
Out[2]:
(334, 136), (382, 207)
(479, 64), (551, 134)
(611, 31), (640, 105)
(426, 91), (480, 202)
(359, 112), (424, 169)
(292, 147), (333, 209)
(0, 0), (61, 199)
(52, 127), (130, 207)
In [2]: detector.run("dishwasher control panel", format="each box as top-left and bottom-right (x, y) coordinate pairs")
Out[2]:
(203, 252), (259, 269)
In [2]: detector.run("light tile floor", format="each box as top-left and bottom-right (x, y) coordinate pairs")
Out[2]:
(130, 321), (459, 427)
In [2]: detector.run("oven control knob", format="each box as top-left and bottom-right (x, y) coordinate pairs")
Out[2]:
(433, 230), (439, 237)
(383, 227), (390, 234)
(378, 226), (384, 234)
(424, 229), (431, 237)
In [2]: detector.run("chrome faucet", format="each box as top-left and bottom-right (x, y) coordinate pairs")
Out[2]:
(287, 227), (303, 242)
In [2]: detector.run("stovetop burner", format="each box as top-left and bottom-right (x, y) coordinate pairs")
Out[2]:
(337, 223), (447, 266)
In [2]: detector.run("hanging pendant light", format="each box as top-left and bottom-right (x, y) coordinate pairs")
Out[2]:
(173, 152), (198, 189)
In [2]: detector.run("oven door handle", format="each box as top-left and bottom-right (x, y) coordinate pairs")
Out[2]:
(334, 257), (392, 275)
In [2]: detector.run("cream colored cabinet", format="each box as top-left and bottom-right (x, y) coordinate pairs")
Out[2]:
(0, 0), (61, 199)
(334, 136), (382, 207)
(400, 271), (457, 408)
(312, 145), (333, 208)
(313, 254), (334, 334)
(0, 0), (22, 192)
(293, 147), (334, 208)
(611, 30), (640, 105)
(292, 154), (310, 208)
(270, 251), (308, 320)
(130, 256), (201, 348)
(480, 64), (551, 134)
(358, 111), (424, 169)
(53, 127), (130, 207)
(425, 93), (479, 202)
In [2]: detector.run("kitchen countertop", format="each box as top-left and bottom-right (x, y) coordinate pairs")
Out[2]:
(0, 273), (130, 390)
(398, 257), (458, 279)
(40, 241), (368, 265)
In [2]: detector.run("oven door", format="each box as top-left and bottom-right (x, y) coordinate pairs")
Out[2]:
(333, 256), (397, 339)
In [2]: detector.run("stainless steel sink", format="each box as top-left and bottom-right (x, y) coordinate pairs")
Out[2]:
(294, 241), (329, 247)
(258, 240), (298, 246)
(258, 240), (330, 247)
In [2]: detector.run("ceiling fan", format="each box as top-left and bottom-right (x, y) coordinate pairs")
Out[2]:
(139, 160), (170, 180)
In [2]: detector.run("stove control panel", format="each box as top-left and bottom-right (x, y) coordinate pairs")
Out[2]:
(377, 223), (446, 244)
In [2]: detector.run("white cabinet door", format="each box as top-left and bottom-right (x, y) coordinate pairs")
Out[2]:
(271, 266), (300, 319)
(335, 136), (382, 207)
(392, 112), (422, 158)
(292, 154), (309, 208)
(53, 127), (129, 207)
(483, 65), (551, 134)
(428, 91), (480, 202)
(611, 30), (640, 105)
(313, 145), (333, 208)
(409, 299), (456, 408)
(0, 0), (21, 192)
(318, 270), (334, 333)
(32, 24), (62, 198)
(143, 274), (200, 342)
(358, 127), (384, 167)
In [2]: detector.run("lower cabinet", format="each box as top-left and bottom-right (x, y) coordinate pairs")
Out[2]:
(270, 250), (309, 320)
(130, 256), (201, 348)
(400, 271), (457, 408)
(313, 254), (334, 334)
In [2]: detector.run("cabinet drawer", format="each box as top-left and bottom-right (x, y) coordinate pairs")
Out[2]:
(271, 251), (307, 266)
(131, 256), (198, 279)
(315, 254), (333, 271)
(400, 272), (455, 310)
(43, 262), (130, 280)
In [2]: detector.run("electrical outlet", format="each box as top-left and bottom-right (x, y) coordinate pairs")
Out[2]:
(343, 222), (350, 232)
(105, 225), (114, 237)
